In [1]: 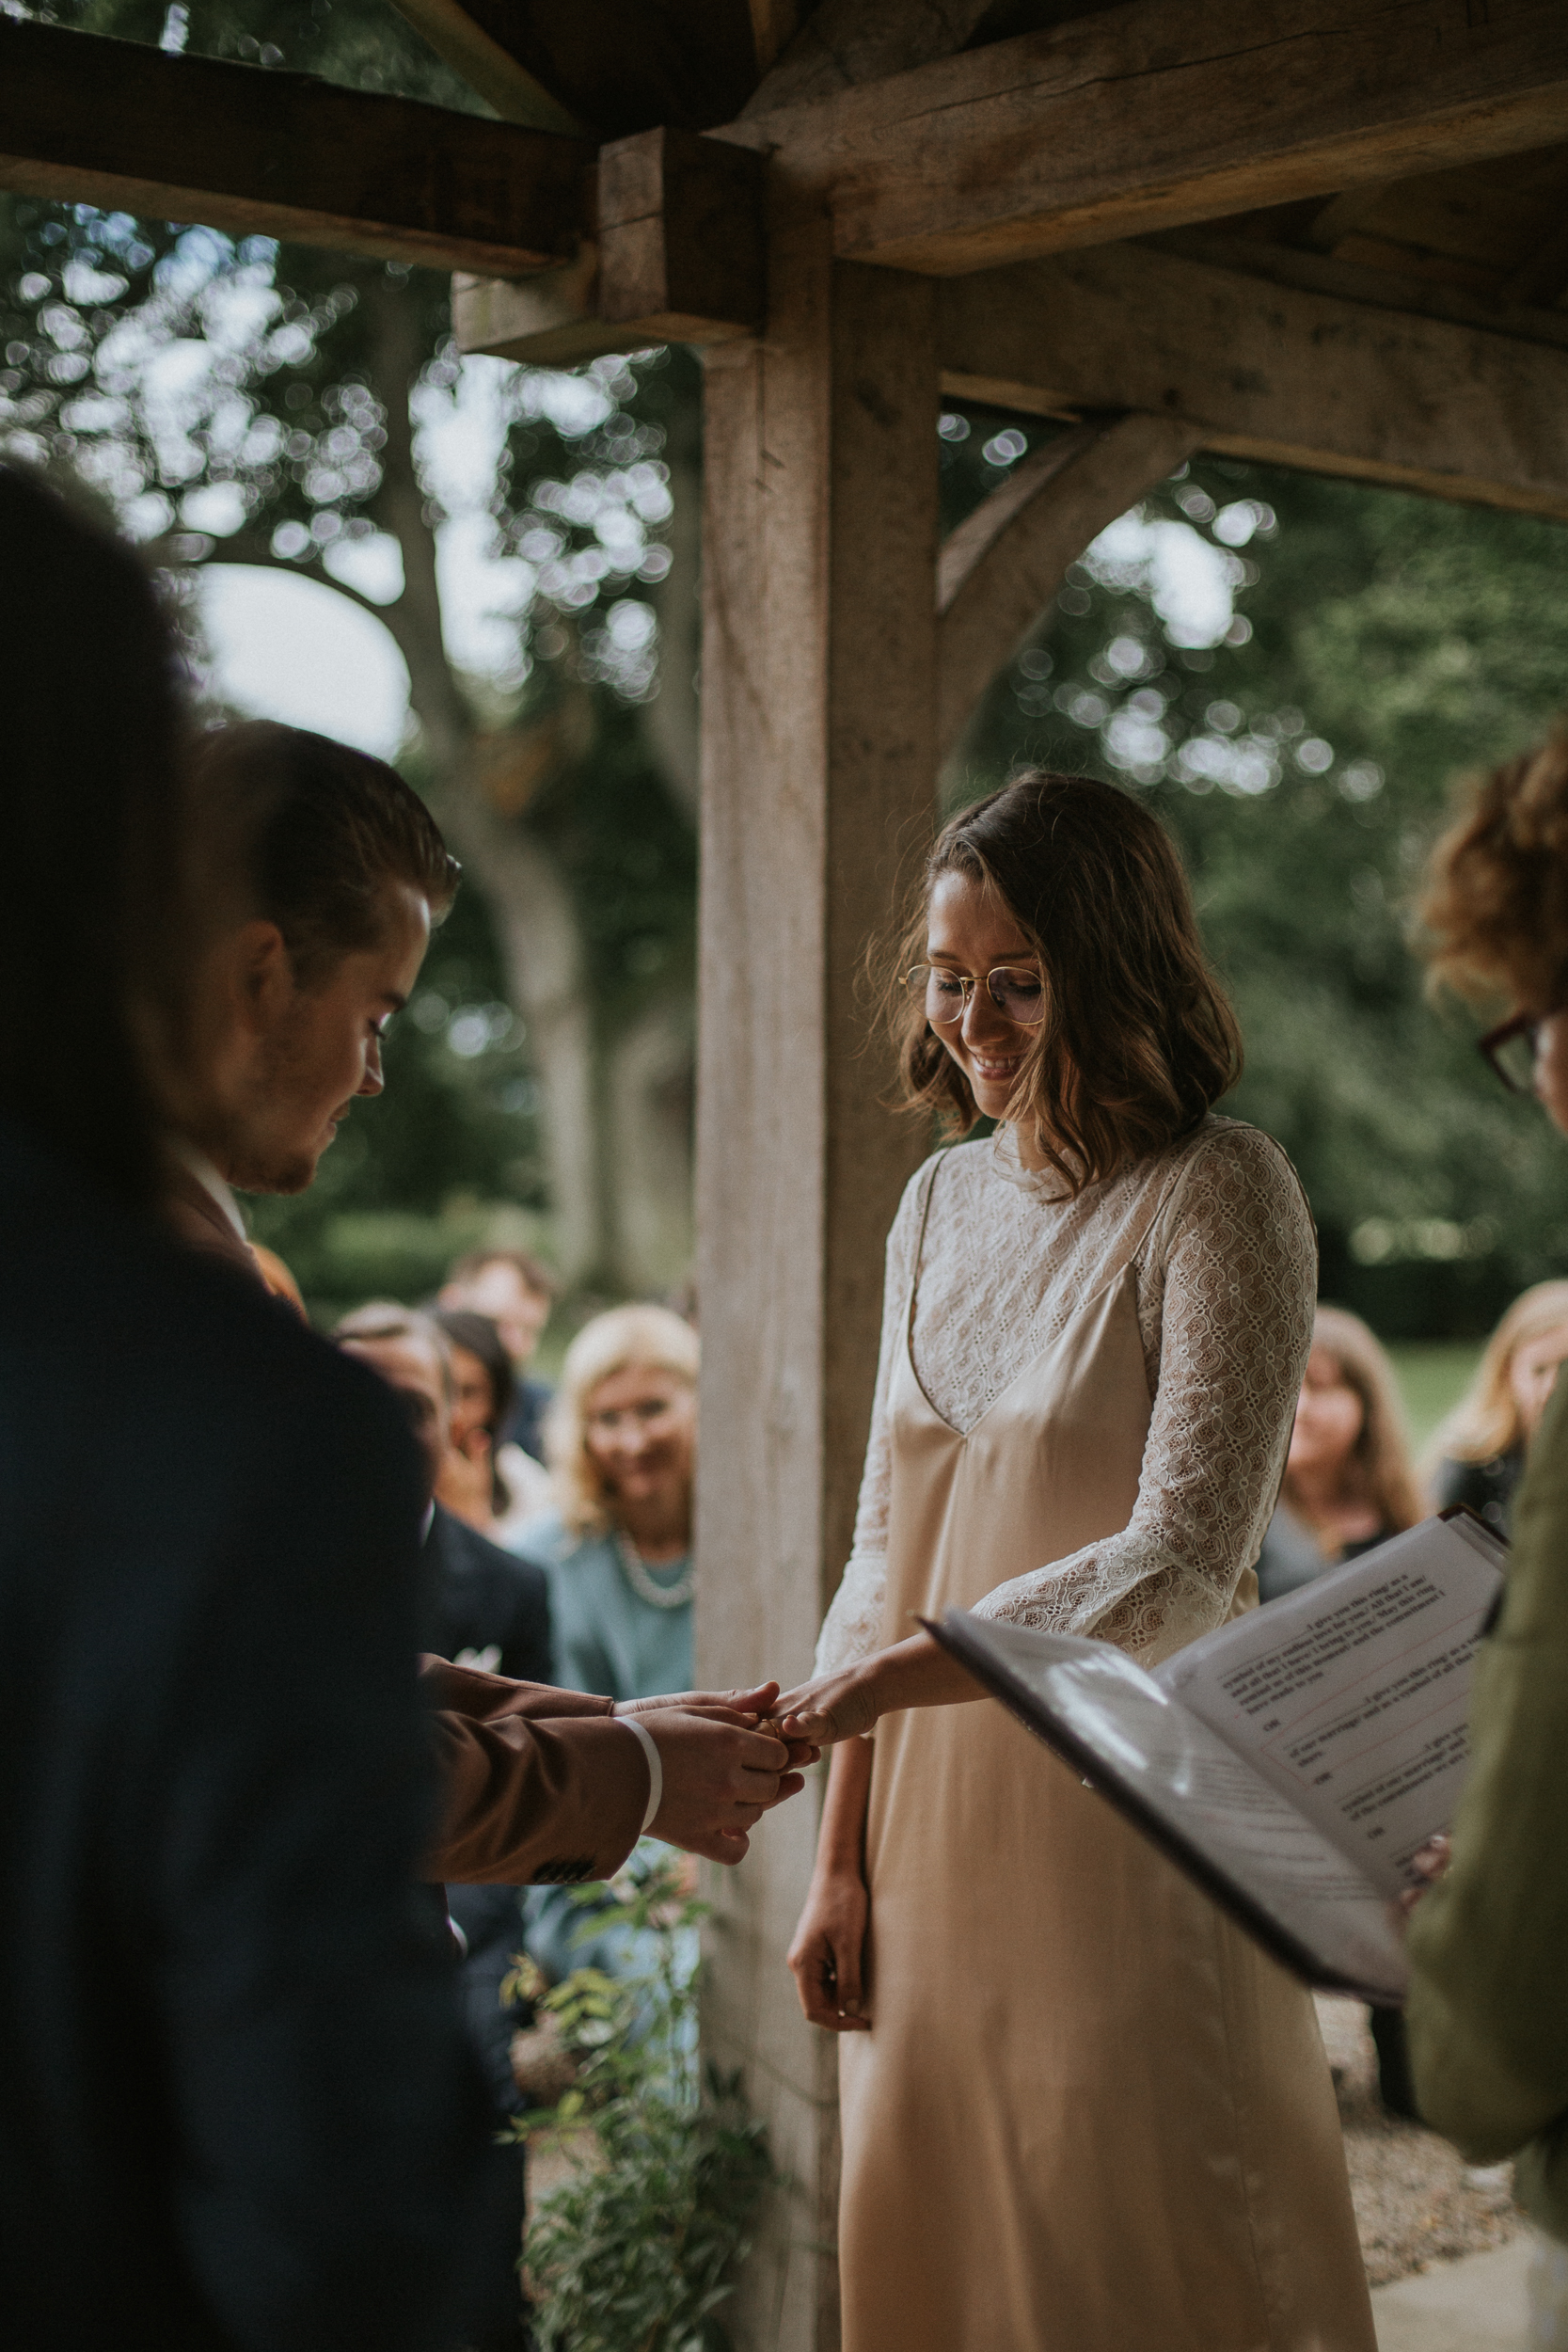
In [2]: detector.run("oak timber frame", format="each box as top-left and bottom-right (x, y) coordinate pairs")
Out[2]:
(8, 7), (1568, 2344)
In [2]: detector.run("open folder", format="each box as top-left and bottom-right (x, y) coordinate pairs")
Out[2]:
(927, 1508), (1505, 2006)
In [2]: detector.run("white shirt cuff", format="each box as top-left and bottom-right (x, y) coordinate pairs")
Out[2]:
(617, 1713), (662, 1834)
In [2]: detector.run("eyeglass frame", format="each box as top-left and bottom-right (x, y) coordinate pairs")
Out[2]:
(1478, 1009), (1546, 1096)
(903, 961), (1049, 1026)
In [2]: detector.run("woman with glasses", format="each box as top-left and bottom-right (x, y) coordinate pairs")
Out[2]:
(1403, 728), (1568, 2251)
(777, 771), (1372, 2352)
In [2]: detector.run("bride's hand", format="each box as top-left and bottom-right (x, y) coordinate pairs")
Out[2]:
(788, 1864), (872, 2031)
(772, 1666), (879, 1746)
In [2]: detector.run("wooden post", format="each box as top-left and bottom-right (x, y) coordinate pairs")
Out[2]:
(693, 197), (937, 2350)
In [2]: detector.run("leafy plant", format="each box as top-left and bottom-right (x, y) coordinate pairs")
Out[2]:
(502, 1857), (779, 2352)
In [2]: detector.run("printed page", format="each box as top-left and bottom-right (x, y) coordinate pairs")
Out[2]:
(938, 1613), (1408, 2003)
(1156, 1516), (1503, 1899)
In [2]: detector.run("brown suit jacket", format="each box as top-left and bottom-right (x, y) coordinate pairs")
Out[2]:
(160, 1161), (649, 1887)
(420, 1660), (645, 1884)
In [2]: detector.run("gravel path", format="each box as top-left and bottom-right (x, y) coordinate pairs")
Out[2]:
(1317, 1996), (1524, 2288)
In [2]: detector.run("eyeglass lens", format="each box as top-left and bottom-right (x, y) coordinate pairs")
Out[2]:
(911, 965), (1046, 1025)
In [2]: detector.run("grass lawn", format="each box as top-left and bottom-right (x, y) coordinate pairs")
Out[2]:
(1386, 1341), (1483, 1453)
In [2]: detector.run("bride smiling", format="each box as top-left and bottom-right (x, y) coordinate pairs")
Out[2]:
(778, 771), (1374, 2352)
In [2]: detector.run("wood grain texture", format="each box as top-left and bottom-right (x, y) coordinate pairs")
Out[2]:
(728, 0), (1568, 275)
(937, 414), (1202, 756)
(598, 128), (766, 334)
(454, 133), (763, 359)
(0, 18), (593, 276)
(695, 215), (937, 2352)
(938, 242), (1568, 517)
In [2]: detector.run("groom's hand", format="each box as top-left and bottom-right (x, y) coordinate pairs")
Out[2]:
(616, 1683), (819, 1772)
(634, 1708), (806, 1863)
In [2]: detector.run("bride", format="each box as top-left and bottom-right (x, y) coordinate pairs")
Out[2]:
(779, 771), (1373, 2351)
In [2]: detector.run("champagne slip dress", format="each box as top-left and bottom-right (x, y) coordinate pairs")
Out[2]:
(819, 1119), (1375, 2352)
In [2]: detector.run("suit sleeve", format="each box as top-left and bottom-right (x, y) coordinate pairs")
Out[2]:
(136, 1370), (488, 2352)
(1406, 1372), (1568, 2233)
(419, 1659), (646, 1884)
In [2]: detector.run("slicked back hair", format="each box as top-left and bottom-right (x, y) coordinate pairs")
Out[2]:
(887, 771), (1243, 1194)
(0, 467), (189, 1202)
(190, 721), (459, 986)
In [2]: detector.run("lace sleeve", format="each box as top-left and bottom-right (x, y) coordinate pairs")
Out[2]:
(813, 1165), (928, 1676)
(971, 1129), (1317, 1664)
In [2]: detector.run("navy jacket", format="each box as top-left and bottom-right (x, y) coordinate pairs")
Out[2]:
(423, 1502), (552, 1685)
(0, 1119), (487, 2349)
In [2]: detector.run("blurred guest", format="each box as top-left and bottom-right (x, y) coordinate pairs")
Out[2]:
(515, 1306), (699, 1992)
(434, 1306), (552, 1546)
(439, 1247), (557, 1461)
(1257, 1306), (1421, 1603)
(1429, 1280), (1568, 1536)
(336, 1304), (553, 1688)
(337, 1301), (552, 2352)
(514, 1306), (699, 1704)
(1405, 727), (1568, 2245)
(0, 465), (488, 2351)
(1256, 1311), (1425, 2115)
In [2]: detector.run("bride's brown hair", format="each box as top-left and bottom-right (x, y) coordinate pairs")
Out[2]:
(887, 771), (1243, 1195)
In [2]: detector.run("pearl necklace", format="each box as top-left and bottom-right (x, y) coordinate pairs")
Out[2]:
(612, 1528), (695, 1610)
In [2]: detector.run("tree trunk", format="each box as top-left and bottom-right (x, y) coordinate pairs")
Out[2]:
(362, 277), (610, 1284)
(605, 991), (694, 1295)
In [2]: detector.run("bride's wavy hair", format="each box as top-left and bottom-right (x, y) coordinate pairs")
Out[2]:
(885, 771), (1243, 1194)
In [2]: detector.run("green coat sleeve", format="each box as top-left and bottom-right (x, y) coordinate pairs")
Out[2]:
(1405, 1369), (1568, 2239)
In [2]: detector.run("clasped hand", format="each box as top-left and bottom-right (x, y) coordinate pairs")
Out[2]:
(613, 1684), (818, 1864)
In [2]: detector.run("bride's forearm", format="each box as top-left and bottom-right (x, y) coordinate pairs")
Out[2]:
(815, 1737), (873, 1877)
(863, 1629), (985, 1718)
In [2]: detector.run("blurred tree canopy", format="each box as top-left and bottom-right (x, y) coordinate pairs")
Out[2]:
(5, 1), (1567, 1334)
(942, 408), (1568, 1335)
(1, 0), (699, 1311)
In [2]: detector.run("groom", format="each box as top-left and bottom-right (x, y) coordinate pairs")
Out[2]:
(168, 717), (808, 1878)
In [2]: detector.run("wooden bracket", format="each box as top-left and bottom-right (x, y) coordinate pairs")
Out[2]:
(937, 413), (1203, 760)
(455, 127), (764, 363)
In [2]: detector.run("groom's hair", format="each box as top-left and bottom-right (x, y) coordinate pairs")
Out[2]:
(0, 466), (189, 1202)
(189, 722), (460, 986)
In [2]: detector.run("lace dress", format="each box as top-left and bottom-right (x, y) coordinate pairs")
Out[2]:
(818, 1113), (1319, 1676)
(825, 1116), (1375, 2352)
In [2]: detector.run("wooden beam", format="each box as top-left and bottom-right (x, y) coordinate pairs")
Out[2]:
(937, 241), (1568, 519)
(386, 0), (589, 134)
(728, 0), (1568, 276)
(697, 240), (937, 2352)
(454, 126), (764, 358)
(0, 19), (594, 277)
(741, 0), (1000, 113)
(393, 0), (764, 137)
(937, 413), (1201, 757)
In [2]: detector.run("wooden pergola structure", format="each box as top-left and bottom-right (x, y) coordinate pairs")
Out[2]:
(8, 4), (1568, 2340)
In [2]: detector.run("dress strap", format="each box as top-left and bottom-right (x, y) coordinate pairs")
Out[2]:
(903, 1152), (947, 1349)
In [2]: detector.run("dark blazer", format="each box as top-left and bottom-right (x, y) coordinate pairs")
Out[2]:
(424, 1502), (553, 1684)
(0, 1118), (487, 2351)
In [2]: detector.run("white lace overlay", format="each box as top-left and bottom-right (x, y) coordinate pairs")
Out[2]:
(815, 1117), (1317, 1675)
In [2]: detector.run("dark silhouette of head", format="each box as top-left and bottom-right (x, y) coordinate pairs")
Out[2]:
(0, 468), (188, 1201)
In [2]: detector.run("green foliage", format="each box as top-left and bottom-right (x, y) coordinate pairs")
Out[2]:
(941, 403), (1568, 1335)
(506, 1860), (779, 2352)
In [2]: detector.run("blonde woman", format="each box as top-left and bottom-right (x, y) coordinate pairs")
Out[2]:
(514, 1305), (698, 1703)
(1429, 1281), (1568, 1537)
(1257, 1305), (1422, 1602)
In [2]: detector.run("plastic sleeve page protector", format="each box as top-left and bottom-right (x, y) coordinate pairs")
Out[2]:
(1154, 1513), (1504, 1902)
